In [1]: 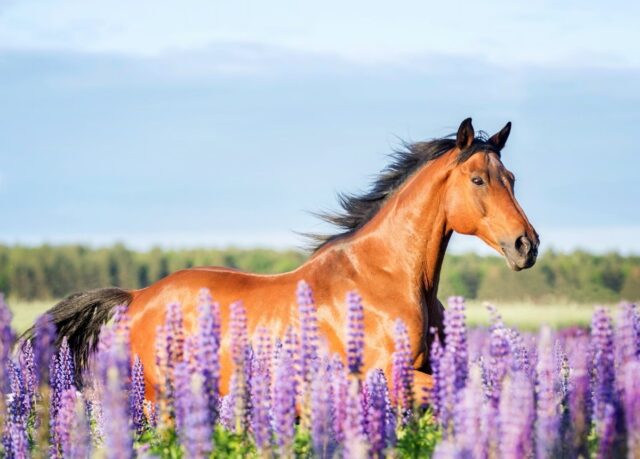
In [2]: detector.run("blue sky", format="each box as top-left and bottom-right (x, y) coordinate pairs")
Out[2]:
(1, 1), (639, 253)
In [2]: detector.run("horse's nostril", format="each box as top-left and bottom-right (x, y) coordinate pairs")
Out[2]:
(515, 235), (532, 256)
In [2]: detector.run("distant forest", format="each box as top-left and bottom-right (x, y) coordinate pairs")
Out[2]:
(1, 244), (638, 303)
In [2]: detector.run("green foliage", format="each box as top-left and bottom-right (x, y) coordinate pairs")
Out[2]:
(1, 243), (638, 304)
(395, 410), (441, 458)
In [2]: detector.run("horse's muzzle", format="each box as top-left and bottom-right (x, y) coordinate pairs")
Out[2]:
(501, 234), (539, 271)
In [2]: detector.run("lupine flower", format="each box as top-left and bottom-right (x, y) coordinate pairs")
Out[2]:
(98, 327), (134, 459)
(297, 280), (319, 385)
(429, 330), (444, 417)
(596, 403), (617, 459)
(54, 389), (77, 458)
(3, 421), (29, 459)
(251, 328), (272, 451)
(615, 302), (638, 393)
(343, 377), (368, 459)
(445, 296), (468, 392)
(454, 365), (486, 458)
(165, 302), (185, 373)
(51, 337), (75, 418)
(311, 357), (335, 458)
(19, 340), (36, 414)
(330, 355), (349, 443)
(623, 360), (640, 457)
(486, 323), (511, 407)
(566, 337), (591, 457)
(197, 288), (221, 428)
(7, 360), (28, 424)
(591, 307), (616, 426)
(229, 300), (250, 433)
(130, 356), (146, 434)
(273, 351), (297, 456)
(0, 294), (14, 400)
(365, 369), (395, 456)
(182, 373), (212, 458)
(535, 327), (561, 458)
(33, 313), (56, 387)
(391, 319), (414, 423)
(346, 291), (365, 376)
(499, 371), (534, 458)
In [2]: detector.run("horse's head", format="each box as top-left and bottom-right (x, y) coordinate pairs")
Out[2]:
(444, 118), (539, 271)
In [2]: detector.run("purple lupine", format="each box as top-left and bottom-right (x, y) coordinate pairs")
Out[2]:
(229, 300), (250, 433)
(54, 389), (77, 458)
(330, 355), (349, 443)
(311, 357), (334, 458)
(33, 313), (56, 387)
(0, 294), (14, 399)
(445, 296), (468, 391)
(535, 326), (561, 458)
(165, 302), (185, 371)
(98, 327), (134, 459)
(3, 422), (29, 459)
(297, 280), (319, 386)
(498, 370), (534, 459)
(130, 356), (146, 434)
(197, 288), (221, 428)
(365, 369), (395, 456)
(454, 365), (486, 458)
(615, 302), (638, 393)
(429, 329), (444, 418)
(51, 337), (75, 416)
(623, 360), (640, 456)
(7, 360), (28, 424)
(273, 351), (297, 456)
(566, 337), (591, 456)
(486, 323), (510, 407)
(437, 349), (456, 436)
(343, 377), (368, 459)
(173, 360), (191, 435)
(346, 291), (365, 376)
(251, 328), (272, 451)
(19, 340), (36, 414)
(596, 403), (617, 459)
(391, 319), (414, 423)
(182, 373), (213, 458)
(591, 307), (616, 426)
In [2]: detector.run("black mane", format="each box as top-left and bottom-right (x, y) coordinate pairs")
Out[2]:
(308, 133), (500, 252)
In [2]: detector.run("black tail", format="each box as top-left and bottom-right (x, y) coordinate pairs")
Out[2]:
(21, 287), (133, 385)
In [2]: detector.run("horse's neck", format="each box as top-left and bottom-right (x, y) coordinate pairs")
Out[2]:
(312, 158), (452, 306)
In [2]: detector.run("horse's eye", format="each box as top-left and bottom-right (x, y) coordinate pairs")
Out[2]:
(471, 176), (485, 186)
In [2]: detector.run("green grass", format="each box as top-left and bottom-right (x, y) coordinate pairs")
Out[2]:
(6, 298), (56, 333)
(465, 301), (599, 330)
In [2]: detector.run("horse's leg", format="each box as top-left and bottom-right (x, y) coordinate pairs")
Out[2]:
(412, 370), (434, 407)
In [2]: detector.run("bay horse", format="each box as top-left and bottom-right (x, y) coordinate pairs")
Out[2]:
(31, 118), (539, 401)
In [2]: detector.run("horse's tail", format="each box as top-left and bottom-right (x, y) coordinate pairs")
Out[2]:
(21, 287), (133, 385)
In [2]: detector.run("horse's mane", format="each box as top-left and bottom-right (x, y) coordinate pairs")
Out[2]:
(308, 132), (499, 252)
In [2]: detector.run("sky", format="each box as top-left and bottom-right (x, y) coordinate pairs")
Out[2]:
(1, 0), (639, 254)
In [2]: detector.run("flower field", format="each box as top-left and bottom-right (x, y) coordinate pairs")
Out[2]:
(0, 283), (639, 458)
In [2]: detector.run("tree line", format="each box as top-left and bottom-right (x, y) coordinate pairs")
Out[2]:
(0, 244), (638, 303)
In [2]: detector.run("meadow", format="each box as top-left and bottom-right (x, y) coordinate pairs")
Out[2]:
(1, 285), (638, 458)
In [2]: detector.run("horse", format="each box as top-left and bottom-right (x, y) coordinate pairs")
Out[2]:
(29, 117), (539, 401)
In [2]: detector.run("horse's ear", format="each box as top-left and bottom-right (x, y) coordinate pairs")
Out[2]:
(456, 117), (475, 150)
(488, 121), (512, 151)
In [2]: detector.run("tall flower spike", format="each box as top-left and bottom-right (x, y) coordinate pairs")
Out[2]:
(623, 360), (640, 456)
(130, 356), (146, 434)
(273, 351), (297, 456)
(297, 280), (319, 385)
(590, 307), (616, 427)
(615, 302), (638, 393)
(19, 340), (36, 415)
(365, 369), (395, 456)
(498, 371), (534, 459)
(182, 372), (213, 458)
(454, 364), (486, 458)
(230, 300), (250, 433)
(566, 336), (591, 457)
(197, 288), (221, 428)
(330, 355), (348, 444)
(445, 296), (469, 392)
(251, 328), (273, 452)
(311, 356), (335, 458)
(346, 291), (365, 376)
(391, 319), (414, 424)
(535, 327), (561, 459)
